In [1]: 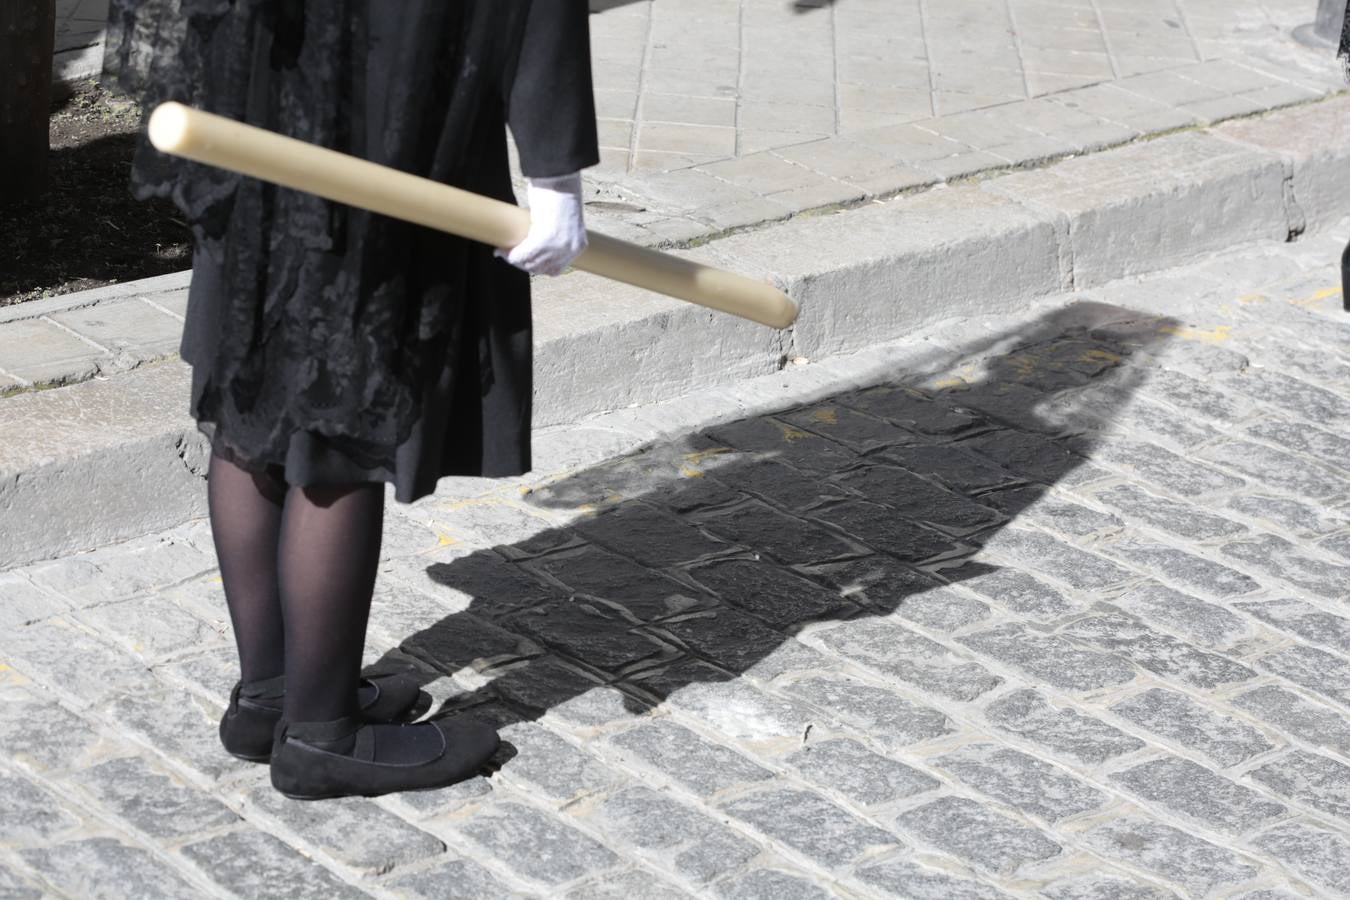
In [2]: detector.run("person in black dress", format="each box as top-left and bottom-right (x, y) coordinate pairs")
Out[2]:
(128, 0), (599, 799)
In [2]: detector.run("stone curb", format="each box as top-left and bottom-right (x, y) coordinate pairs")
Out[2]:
(3, 96), (1348, 569)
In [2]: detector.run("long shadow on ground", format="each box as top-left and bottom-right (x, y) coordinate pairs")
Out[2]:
(372, 300), (1178, 758)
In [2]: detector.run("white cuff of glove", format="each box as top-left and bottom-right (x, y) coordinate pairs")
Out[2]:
(496, 172), (588, 277)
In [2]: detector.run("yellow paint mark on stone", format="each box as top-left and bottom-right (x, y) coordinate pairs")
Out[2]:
(1160, 324), (1232, 344)
(682, 448), (731, 466)
(931, 377), (967, 391)
(1009, 355), (1039, 379)
(437, 533), (459, 547)
(0, 663), (10, 673)
(1236, 292), (1267, 305)
(774, 421), (814, 443)
(1290, 287), (1342, 308)
(210, 576), (224, 585)
(1080, 349), (1122, 365)
(679, 465), (705, 479)
(811, 408), (839, 426)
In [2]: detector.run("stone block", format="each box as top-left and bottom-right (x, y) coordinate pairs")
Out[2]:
(784, 675), (954, 748)
(720, 785), (899, 869)
(786, 738), (940, 807)
(831, 466), (1002, 539)
(1247, 750), (1350, 825)
(1093, 484), (1247, 541)
(388, 857), (529, 900)
(457, 801), (620, 887)
(693, 500), (859, 565)
(931, 744), (1106, 823)
(496, 722), (618, 806)
(984, 689), (1144, 766)
(568, 868), (689, 900)
(986, 132), (1288, 286)
(1105, 541), (1258, 599)
(1259, 644), (1350, 709)
(1234, 598), (1350, 655)
(1252, 821), (1350, 896)
(1084, 817), (1260, 897)
(49, 298), (183, 360)
(1232, 685), (1350, 760)
(245, 785), (444, 875)
(1109, 687), (1273, 768)
(0, 362), (207, 570)
(713, 868), (832, 899)
(684, 559), (854, 629)
(1040, 874), (1178, 900)
(1113, 581), (1250, 649)
(959, 623), (1137, 692)
(1109, 756), (1287, 834)
(21, 838), (199, 899)
(978, 526), (1134, 591)
(656, 608), (833, 679)
(0, 771), (82, 844)
(0, 318), (108, 386)
(952, 566), (1083, 622)
(1197, 441), (1350, 502)
(1218, 95), (1350, 231)
(1222, 534), (1350, 600)
(1061, 611), (1256, 690)
(518, 545), (707, 623)
(589, 785), (760, 884)
(71, 756), (238, 839)
(854, 858), (1014, 899)
(184, 830), (372, 898)
(665, 680), (819, 744)
(1092, 438), (1246, 499)
(605, 719), (772, 798)
(531, 266), (782, 428)
(813, 619), (1001, 702)
(894, 796), (1061, 876)
(574, 503), (731, 569)
(703, 185), (1063, 360)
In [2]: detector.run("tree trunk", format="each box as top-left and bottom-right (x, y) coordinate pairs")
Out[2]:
(0, 0), (57, 204)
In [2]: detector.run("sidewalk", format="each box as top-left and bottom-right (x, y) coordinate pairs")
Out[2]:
(2, 227), (1349, 897)
(53, 0), (108, 83)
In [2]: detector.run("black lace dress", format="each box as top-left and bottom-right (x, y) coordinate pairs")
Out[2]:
(127, 0), (599, 502)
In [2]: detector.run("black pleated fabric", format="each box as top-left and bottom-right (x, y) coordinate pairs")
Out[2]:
(127, 0), (599, 501)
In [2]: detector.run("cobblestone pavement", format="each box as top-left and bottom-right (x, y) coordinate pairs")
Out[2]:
(3, 224), (1350, 898)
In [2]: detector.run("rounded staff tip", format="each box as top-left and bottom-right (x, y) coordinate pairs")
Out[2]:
(147, 102), (191, 154)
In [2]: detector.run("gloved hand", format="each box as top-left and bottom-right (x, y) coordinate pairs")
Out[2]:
(496, 172), (588, 277)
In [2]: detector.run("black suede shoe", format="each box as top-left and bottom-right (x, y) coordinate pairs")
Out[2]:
(269, 716), (500, 800)
(219, 673), (426, 763)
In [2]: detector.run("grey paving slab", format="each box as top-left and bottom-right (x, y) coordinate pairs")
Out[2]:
(5, 225), (1350, 897)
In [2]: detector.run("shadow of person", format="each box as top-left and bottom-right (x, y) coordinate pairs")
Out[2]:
(369, 299), (1179, 758)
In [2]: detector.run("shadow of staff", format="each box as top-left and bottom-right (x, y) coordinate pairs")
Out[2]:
(368, 300), (1179, 764)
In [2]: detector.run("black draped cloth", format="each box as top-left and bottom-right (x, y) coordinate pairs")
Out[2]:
(1342, 5), (1350, 81)
(125, 0), (599, 501)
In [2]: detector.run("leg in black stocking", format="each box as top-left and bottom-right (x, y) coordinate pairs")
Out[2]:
(267, 480), (499, 798)
(276, 481), (386, 725)
(208, 450), (287, 683)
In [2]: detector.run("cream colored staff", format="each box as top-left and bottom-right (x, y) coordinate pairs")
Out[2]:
(147, 102), (797, 329)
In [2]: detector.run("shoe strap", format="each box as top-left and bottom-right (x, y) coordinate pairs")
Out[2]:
(286, 715), (362, 748)
(239, 674), (287, 704)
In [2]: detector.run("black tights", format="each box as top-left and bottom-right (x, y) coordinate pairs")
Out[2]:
(208, 449), (385, 723)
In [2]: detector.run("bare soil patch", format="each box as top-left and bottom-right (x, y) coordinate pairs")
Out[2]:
(1, 81), (191, 307)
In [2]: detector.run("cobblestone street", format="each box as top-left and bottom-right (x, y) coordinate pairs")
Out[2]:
(3, 222), (1349, 897)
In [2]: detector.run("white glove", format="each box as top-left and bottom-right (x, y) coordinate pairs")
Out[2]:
(496, 173), (588, 277)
